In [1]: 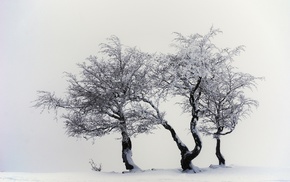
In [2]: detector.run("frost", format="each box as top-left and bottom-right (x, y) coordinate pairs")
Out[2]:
(175, 135), (187, 147)
(124, 149), (141, 172)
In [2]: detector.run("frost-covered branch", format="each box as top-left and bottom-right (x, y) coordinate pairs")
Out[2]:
(199, 64), (260, 137)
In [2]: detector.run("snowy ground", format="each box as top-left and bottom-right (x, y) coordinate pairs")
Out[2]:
(1, 166), (290, 182)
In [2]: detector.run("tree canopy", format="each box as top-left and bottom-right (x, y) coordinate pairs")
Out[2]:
(35, 36), (160, 138)
(199, 64), (259, 137)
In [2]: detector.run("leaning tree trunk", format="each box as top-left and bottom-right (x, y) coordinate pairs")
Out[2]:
(141, 96), (201, 171)
(120, 123), (140, 171)
(162, 122), (190, 169)
(215, 127), (225, 165)
(142, 97), (192, 171)
(181, 116), (202, 171)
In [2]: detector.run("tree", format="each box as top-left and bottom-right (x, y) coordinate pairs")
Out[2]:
(130, 55), (192, 171)
(199, 64), (259, 165)
(161, 27), (244, 170)
(34, 36), (159, 171)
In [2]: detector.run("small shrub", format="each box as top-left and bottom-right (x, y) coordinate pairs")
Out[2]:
(89, 159), (102, 172)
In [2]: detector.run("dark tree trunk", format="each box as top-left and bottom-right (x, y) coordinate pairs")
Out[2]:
(162, 122), (190, 169)
(141, 97), (194, 171)
(162, 118), (202, 171)
(162, 122), (189, 156)
(121, 131), (134, 170)
(215, 137), (225, 165)
(120, 120), (140, 171)
(181, 116), (202, 171)
(179, 77), (203, 171)
(215, 127), (225, 165)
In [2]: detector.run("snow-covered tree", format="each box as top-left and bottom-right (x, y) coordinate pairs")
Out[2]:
(130, 54), (192, 171)
(199, 64), (259, 165)
(161, 27), (245, 170)
(34, 36), (159, 171)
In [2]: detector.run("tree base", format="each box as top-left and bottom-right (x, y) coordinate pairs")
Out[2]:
(182, 165), (201, 173)
(209, 164), (231, 169)
(122, 168), (143, 174)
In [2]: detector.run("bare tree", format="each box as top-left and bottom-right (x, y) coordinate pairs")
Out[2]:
(199, 64), (260, 165)
(34, 36), (159, 171)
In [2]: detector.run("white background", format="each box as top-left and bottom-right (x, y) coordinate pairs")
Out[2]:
(1, 0), (289, 172)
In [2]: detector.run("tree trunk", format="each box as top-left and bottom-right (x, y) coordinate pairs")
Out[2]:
(120, 123), (140, 171)
(121, 131), (134, 170)
(179, 77), (203, 171)
(215, 137), (225, 165)
(181, 117), (202, 171)
(162, 118), (202, 171)
(214, 126), (225, 165)
(162, 122), (190, 169)
(141, 97), (194, 171)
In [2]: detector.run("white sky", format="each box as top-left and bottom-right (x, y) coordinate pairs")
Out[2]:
(1, 0), (290, 172)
